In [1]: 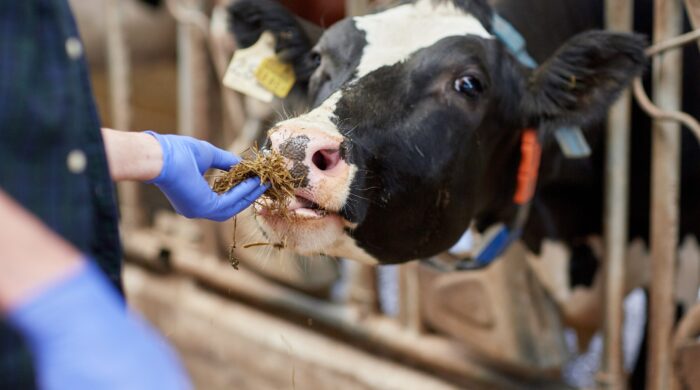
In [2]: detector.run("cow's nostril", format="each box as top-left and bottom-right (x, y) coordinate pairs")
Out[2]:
(312, 149), (341, 171)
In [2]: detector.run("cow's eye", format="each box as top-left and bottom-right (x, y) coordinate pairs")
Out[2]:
(309, 51), (322, 69)
(454, 75), (484, 98)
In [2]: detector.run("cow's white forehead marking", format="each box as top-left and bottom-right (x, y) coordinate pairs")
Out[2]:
(282, 91), (343, 139)
(354, 0), (493, 78)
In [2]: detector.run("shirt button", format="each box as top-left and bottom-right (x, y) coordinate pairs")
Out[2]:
(65, 37), (83, 60)
(67, 149), (87, 174)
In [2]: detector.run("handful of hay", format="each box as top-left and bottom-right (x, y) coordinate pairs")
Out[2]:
(212, 146), (299, 217)
(212, 146), (299, 269)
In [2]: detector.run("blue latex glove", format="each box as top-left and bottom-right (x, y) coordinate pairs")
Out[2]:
(145, 131), (267, 221)
(7, 260), (191, 390)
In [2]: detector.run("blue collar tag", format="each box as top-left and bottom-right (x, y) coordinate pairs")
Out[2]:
(492, 14), (537, 68)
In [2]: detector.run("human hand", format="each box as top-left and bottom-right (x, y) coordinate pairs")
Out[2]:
(145, 131), (267, 221)
(7, 260), (191, 390)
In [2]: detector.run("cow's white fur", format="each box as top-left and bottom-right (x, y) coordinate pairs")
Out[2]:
(270, 0), (494, 262)
(354, 0), (493, 78)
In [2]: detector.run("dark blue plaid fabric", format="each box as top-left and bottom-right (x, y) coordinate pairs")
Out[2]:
(0, 1), (123, 388)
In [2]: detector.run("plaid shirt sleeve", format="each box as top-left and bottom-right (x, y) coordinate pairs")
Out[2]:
(0, 1), (123, 388)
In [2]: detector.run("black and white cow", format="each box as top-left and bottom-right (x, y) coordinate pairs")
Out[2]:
(228, 0), (699, 383)
(229, 0), (648, 261)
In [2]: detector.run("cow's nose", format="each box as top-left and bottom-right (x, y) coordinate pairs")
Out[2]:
(311, 149), (341, 171)
(268, 125), (347, 185)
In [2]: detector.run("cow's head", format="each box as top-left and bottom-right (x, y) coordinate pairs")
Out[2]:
(228, 0), (646, 265)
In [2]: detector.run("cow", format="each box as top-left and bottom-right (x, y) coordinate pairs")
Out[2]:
(227, 0), (700, 386)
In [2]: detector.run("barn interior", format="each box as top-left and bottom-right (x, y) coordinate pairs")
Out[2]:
(68, 0), (700, 389)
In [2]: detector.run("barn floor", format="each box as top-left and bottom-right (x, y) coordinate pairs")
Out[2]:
(123, 263), (461, 390)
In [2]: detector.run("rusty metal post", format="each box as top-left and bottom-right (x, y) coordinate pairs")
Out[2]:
(600, 0), (634, 387)
(105, 0), (143, 228)
(176, 0), (209, 139)
(648, 0), (683, 388)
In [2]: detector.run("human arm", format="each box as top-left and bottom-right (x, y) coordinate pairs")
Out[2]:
(0, 190), (191, 390)
(101, 128), (267, 221)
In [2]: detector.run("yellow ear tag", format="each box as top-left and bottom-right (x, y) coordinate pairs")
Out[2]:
(254, 56), (296, 98)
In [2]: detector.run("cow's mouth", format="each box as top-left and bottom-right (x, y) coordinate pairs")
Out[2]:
(256, 192), (333, 220)
(286, 194), (330, 219)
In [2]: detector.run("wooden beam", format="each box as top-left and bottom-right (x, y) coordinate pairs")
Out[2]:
(124, 265), (460, 390)
(122, 228), (569, 389)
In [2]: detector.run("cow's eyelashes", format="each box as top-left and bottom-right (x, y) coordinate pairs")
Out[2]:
(454, 75), (484, 98)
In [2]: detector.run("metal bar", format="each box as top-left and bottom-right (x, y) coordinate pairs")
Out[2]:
(633, 77), (700, 144)
(600, 1), (633, 388)
(399, 262), (424, 332)
(105, 0), (143, 228)
(598, 0), (633, 389)
(648, 0), (684, 388)
(646, 28), (700, 56)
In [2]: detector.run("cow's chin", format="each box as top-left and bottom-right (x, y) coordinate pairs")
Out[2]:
(254, 203), (346, 256)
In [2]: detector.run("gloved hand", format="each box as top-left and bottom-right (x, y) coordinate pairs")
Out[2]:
(145, 131), (267, 221)
(7, 260), (191, 390)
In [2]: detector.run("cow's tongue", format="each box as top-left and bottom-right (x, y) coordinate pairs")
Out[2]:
(288, 196), (320, 211)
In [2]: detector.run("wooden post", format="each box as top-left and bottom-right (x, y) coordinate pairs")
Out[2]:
(176, 0), (209, 139)
(399, 262), (424, 333)
(105, 0), (143, 228)
(600, 0), (633, 387)
(209, 5), (247, 145)
(648, 0), (683, 388)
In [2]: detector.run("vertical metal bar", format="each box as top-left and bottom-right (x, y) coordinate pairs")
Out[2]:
(105, 0), (142, 227)
(209, 5), (247, 145)
(399, 263), (424, 333)
(600, 0), (634, 387)
(176, 0), (209, 139)
(648, 0), (683, 388)
(346, 262), (381, 313)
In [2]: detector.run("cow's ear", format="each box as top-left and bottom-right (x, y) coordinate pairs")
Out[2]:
(522, 31), (647, 127)
(228, 0), (322, 84)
